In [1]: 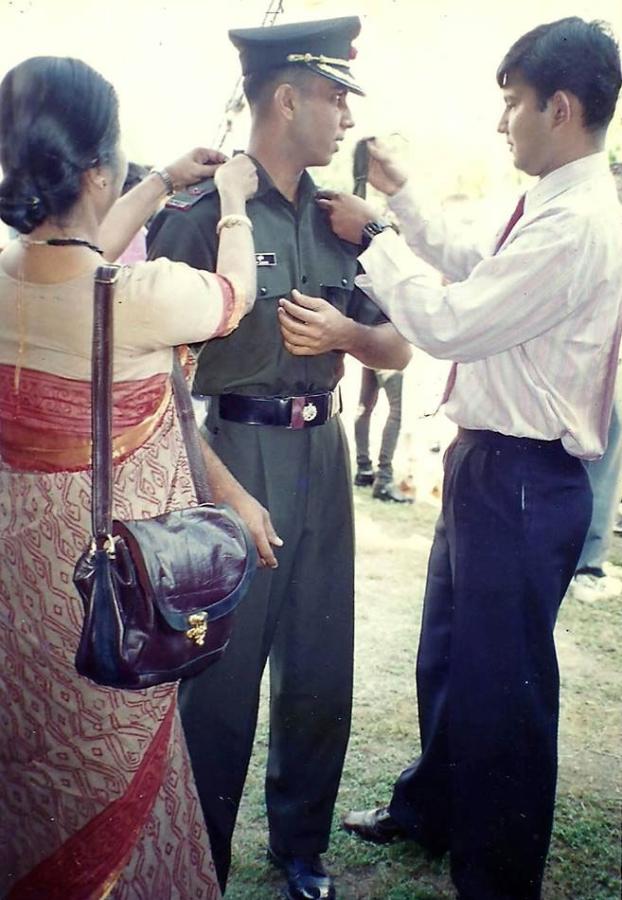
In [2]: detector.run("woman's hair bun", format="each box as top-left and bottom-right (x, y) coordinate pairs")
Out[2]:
(0, 175), (48, 234)
(0, 56), (119, 233)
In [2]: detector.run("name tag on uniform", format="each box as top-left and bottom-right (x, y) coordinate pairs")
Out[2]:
(256, 252), (277, 267)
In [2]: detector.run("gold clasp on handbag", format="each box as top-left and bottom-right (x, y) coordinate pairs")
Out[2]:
(88, 534), (117, 559)
(186, 612), (208, 646)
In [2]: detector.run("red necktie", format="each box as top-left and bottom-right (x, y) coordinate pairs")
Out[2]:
(493, 193), (525, 254)
(440, 194), (526, 405)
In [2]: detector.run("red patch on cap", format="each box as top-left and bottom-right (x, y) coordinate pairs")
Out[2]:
(349, 45), (358, 60)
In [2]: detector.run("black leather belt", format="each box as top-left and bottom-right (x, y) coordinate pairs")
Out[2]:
(218, 390), (341, 429)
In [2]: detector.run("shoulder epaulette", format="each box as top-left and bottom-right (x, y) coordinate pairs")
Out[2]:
(165, 178), (217, 211)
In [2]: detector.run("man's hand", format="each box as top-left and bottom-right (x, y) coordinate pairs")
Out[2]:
(226, 488), (283, 569)
(278, 290), (354, 355)
(199, 440), (282, 568)
(366, 139), (408, 196)
(316, 192), (377, 245)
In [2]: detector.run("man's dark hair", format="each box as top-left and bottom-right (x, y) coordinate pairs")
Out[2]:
(243, 64), (315, 109)
(496, 17), (622, 131)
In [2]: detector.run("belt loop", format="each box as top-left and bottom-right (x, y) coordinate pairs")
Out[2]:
(334, 387), (342, 416)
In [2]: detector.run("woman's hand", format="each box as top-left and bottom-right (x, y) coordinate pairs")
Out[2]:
(214, 153), (258, 202)
(316, 192), (378, 245)
(165, 147), (228, 192)
(366, 139), (408, 195)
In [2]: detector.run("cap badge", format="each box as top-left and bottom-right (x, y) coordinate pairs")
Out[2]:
(287, 52), (349, 67)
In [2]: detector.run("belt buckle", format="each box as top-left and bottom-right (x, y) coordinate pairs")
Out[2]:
(302, 400), (318, 423)
(290, 395), (319, 428)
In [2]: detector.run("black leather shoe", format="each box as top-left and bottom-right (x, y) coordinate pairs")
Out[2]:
(372, 482), (414, 503)
(267, 847), (336, 900)
(354, 467), (374, 487)
(342, 806), (409, 844)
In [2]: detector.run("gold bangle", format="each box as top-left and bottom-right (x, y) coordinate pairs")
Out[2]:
(216, 214), (253, 235)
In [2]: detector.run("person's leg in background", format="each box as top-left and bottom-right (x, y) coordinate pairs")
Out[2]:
(568, 369), (622, 602)
(372, 370), (413, 503)
(354, 366), (379, 486)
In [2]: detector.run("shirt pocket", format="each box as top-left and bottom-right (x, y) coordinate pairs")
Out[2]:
(256, 266), (292, 302)
(317, 259), (357, 315)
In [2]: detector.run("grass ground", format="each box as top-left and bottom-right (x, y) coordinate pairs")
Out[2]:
(225, 490), (622, 900)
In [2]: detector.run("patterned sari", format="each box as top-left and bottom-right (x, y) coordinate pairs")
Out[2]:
(0, 258), (243, 899)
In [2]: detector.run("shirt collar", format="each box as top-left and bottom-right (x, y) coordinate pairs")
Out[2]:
(250, 156), (317, 207)
(525, 151), (611, 212)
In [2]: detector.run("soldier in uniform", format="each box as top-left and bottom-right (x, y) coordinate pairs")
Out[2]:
(147, 17), (410, 900)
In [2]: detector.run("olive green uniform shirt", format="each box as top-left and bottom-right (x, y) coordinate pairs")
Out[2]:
(147, 162), (387, 396)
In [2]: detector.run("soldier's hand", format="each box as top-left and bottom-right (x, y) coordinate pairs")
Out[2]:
(165, 147), (228, 191)
(225, 488), (283, 569)
(214, 153), (258, 201)
(367, 138), (408, 195)
(278, 290), (353, 355)
(316, 191), (378, 244)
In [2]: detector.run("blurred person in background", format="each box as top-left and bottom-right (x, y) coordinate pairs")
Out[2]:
(566, 160), (622, 602)
(353, 365), (413, 503)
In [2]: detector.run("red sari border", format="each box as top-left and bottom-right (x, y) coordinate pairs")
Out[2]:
(9, 701), (176, 900)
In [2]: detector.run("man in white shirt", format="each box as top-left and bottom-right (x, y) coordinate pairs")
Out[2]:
(314, 16), (622, 900)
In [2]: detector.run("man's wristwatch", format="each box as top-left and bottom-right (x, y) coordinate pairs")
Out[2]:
(360, 220), (395, 250)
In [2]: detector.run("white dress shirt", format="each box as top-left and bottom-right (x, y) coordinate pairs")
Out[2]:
(357, 152), (622, 459)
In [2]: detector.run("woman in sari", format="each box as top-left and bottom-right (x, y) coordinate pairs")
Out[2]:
(0, 56), (277, 899)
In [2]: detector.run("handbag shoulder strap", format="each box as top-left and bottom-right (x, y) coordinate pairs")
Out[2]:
(91, 264), (120, 541)
(90, 265), (213, 540)
(170, 354), (212, 504)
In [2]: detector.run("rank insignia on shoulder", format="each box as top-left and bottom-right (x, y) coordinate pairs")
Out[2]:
(165, 178), (217, 211)
(256, 252), (277, 267)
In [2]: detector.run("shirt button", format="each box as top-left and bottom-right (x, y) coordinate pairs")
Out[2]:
(341, 277), (348, 286)
(260, 286), (267, 295)
(301, 275), (307, 284)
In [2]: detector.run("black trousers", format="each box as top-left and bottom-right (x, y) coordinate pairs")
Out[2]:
(354, 367), (403, 484)
(388, 429), (592, 900)
(179, 409), (354, 892)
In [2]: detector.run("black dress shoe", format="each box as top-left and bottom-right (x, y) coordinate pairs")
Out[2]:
(267, 847), (336, 900)
(354, 467), (375, 487)
(342, 806), (409, 844)
(372, 482), (414, 503)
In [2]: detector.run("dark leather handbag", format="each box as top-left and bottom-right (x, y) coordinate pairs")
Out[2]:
(73, 264), (256, 689)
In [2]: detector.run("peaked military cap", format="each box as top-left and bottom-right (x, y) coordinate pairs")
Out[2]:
(229, 16), (364, 96)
